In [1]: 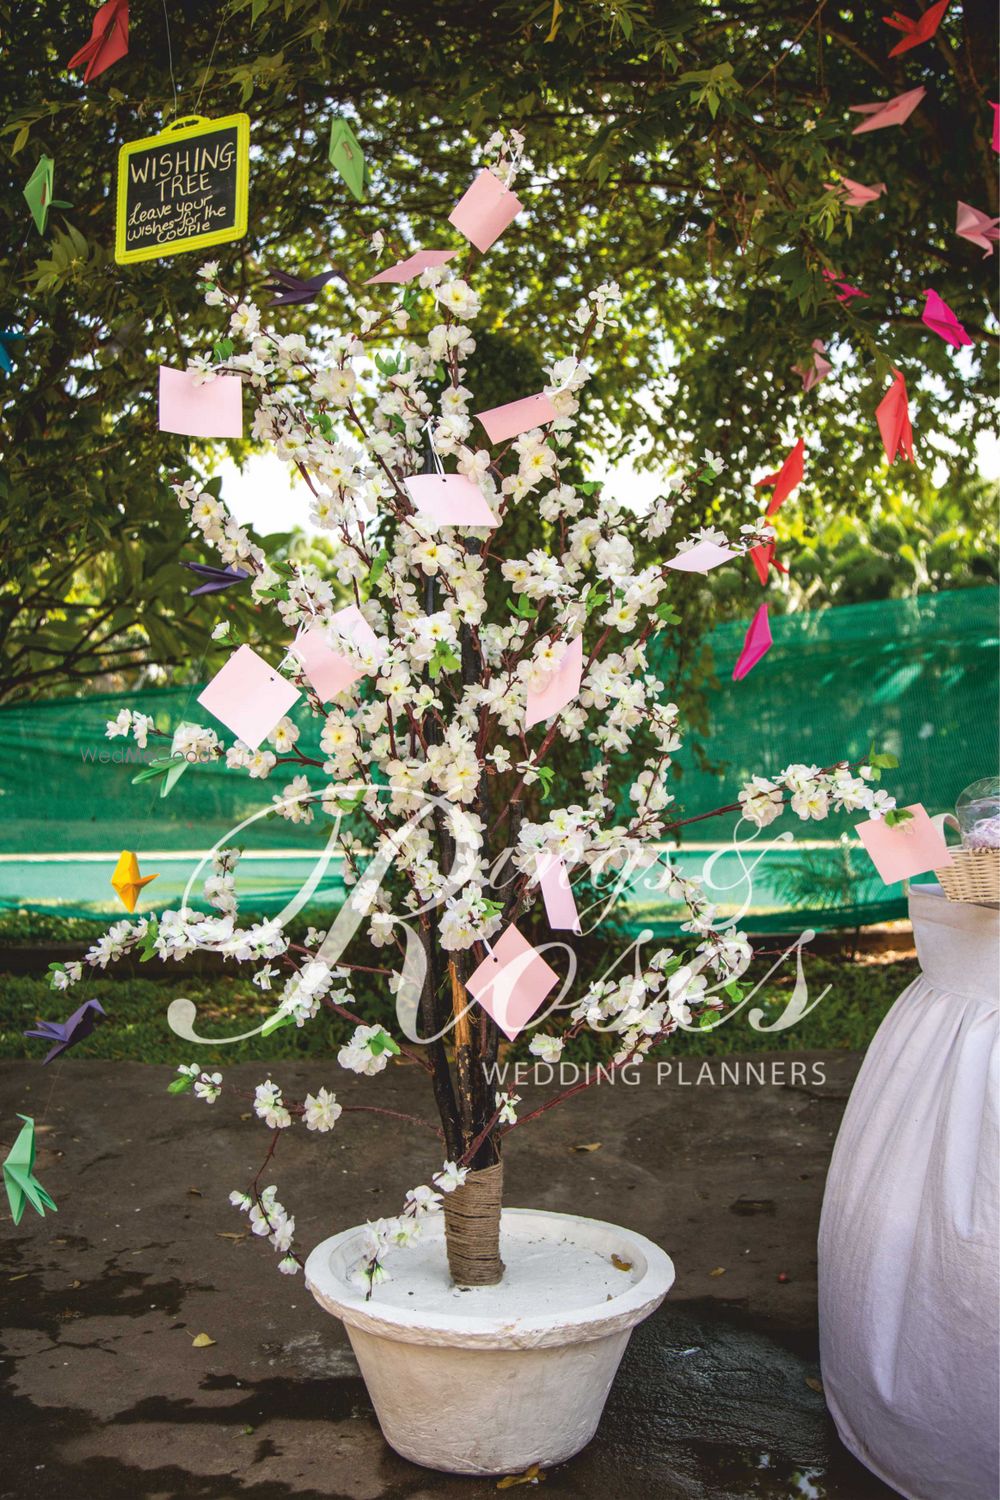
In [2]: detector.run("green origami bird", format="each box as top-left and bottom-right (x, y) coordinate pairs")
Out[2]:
(22, 155), (71, 235)
(3, 1115), (57, 1225)
(328, 117), (366, 202)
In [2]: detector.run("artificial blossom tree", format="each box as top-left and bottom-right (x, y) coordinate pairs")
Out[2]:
(58, 135), (900, 1293)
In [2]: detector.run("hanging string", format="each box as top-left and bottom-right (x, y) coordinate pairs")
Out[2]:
(195, 12), (228, 117)
(160, 0), (179, 118)
(423, 417), (445, 476)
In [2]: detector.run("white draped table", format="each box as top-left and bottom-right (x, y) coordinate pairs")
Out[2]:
(818, 884), (999, 1500)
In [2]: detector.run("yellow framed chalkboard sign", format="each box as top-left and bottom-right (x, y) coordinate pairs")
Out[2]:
(115, 113), (250, 265)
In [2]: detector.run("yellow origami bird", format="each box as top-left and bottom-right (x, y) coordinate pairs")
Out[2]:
(110, 850), (159, 912)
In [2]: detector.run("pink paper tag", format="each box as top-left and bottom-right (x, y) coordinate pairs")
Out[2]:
(526, 637), (584, 729)
(330, 605), (387, 664)
(197, 645), (300, 750)
(855, 804), (953, 884)
(448, 169), (523, 253)
(538, 854), (581, 933)
(158, 366), (243, 439)
(364, 249), (459, 285)
(466, 923), (560, 1040)
(289, 627), (366, 702)
(404, 473), (498, 528)
(476, 393), (558, 445)
(665, 541), (738, 574)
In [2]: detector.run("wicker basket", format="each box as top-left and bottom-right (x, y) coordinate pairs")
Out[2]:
(934, 847), (1000, 904)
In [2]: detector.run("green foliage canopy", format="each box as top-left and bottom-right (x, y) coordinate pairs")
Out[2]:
(1, 0), (996, 700)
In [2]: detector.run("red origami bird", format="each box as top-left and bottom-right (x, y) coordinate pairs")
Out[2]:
(754, 438), (805, 518)
(882, 0), (949, 57)
(876, 370), (915, 466)
(67, 0), (129, 83)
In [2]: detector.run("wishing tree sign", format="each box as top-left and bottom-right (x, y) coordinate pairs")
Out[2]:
(114, 114), (250, 265)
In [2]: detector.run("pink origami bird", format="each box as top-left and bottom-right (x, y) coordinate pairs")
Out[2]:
(875, 370), (914, 465)
(850, 86), (926, 135)
(882, 0), (949, 56)
(921, 290), (973, 349)
(822, 269), (869, 305)
(792, 339), (833, 393)
(956, 201), (1000, 257)
(733, 604), (773, 681)
(67, 0), (129, 82)
(825, 177), (886, 209)
(755, 439), (805, 518)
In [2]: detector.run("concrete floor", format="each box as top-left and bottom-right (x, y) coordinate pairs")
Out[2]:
(0, 1054), (902, 1499)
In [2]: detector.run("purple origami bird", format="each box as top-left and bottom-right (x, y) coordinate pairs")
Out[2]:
(24, 999), (107, 1064)
(263, 269), (339, 306)
(182, 562), (250, 596)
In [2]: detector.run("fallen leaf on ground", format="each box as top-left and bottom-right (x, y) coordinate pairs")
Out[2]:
(216, 1231), (247, 1242)
(805, 1376), (824, 1394)
(8, 1274), (28, 1282)
(570, 1142), (602, 1152)
(497, 1463), (545, 1489)
(191, 1332), (216, 1348)
(611, 1254), (633, 1271)
(188, 1187), (202, 1196)
(709, 1266), (727, 1277)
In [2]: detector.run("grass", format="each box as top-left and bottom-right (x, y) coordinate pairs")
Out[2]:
(0, 946), (916, 1067)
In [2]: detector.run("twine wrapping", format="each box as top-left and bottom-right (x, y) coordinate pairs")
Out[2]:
(443, 1161), (505, 1286)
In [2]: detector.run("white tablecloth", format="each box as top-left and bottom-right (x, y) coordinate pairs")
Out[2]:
(818, 885), (999, 1500)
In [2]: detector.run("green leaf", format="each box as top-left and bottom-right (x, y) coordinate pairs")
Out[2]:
(213, 339), (234, 362)
(138, 919), (160, 962)
(883, 808), (915, 829)
(536, 765), (556, 799)
(428, 640), (460, 679)
(584, 585), (608, 616)
(368, 547), (388, 586)
(261, 1009), (295, 1036)
(367, 1028), (400, 1057)
(656, 601), (681, 625)
(507, 595), (538, 620)
(168, 1074), (195, 1094)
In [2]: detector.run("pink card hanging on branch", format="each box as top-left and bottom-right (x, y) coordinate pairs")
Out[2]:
(365, 250), (459, 285)
(448, 169), (523, 252)
(665, 540), (738, 574)
(197, 645), (300, 750)
(476, 393), (557, 445)
(537, 854), (582, 934)
(466, 923), (560, 1041)
(158, 366), (243, 438)
(288, 628), (367, 703)
(329, 605), (388, 665)
(855, 805), (953, 884)
(404, 473), (499, 528)
(525, 636), (584, 729)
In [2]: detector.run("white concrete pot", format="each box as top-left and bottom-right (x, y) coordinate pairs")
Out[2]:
(305, 1206), (675, 1475)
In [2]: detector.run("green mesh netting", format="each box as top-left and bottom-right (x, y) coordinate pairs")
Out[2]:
(0, 587), (995, 933)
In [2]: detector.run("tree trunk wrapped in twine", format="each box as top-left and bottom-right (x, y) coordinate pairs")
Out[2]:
(443, 1160), (505, 1286)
